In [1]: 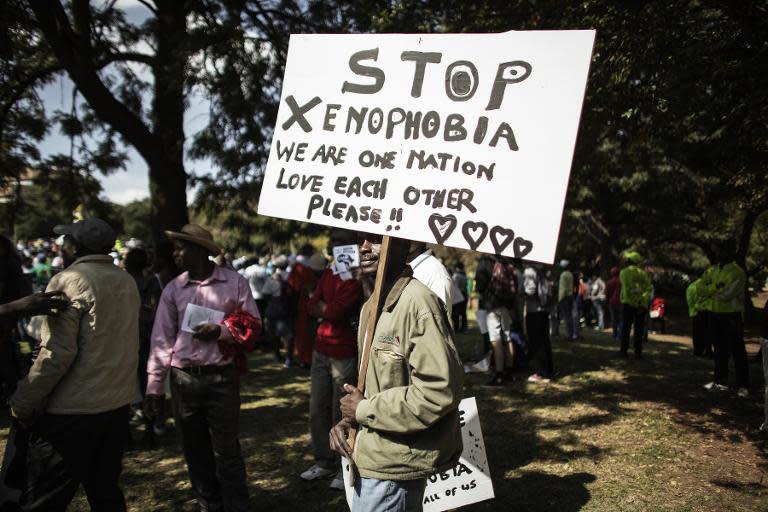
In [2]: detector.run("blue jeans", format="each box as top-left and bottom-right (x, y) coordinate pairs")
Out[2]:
(593, 299), (605, 329)
(352, 477), (426, 512)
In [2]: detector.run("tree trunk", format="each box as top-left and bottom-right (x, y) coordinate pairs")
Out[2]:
(30, 0), (190, 248)
(149, 0), (189, 245)
(735, 209), (759, 321)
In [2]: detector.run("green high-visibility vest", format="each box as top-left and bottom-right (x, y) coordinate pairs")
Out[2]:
(708, 262), (746, 314)
(686, 279), (702, 317)
(698, 265), (719, 312)
(619, 265), (651, 308)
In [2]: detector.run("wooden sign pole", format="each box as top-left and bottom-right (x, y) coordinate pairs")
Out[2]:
(347, 235), (410, 465)
(356, 235), (393, 392)
(347, 235), (395, 461)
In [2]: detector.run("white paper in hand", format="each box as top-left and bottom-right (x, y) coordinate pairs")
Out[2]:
(331, 262), (354, 281)
(181, 303), (225, 334)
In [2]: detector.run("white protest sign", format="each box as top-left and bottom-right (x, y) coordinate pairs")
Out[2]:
(258, 31), (595, 263)
(342, 397), (493, 511)
(423, 397), (493, 511)
(332, 244), (360, 273)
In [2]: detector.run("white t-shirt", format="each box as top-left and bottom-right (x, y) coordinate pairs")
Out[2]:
(409, 250), (455, 317)
(243, 263), (268, 300)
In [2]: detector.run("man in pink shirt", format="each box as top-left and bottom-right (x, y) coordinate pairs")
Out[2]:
(145, 224), (259, 512)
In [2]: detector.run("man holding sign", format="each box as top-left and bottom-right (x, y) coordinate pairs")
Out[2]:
(330, 233), (464, 512)
(257, 27), (595, 511)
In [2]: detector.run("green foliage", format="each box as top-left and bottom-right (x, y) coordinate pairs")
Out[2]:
(2, 165), (121, 240)
(115, 198), (152, 243)
(2, 0), (765, 282)
(362, 0), (768, 278)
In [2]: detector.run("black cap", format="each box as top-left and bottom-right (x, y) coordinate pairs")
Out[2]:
(54, 218), (116, 253)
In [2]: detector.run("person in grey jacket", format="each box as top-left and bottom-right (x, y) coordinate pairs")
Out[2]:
(10, 218), (139, 511)
(590, 274), (607, 330)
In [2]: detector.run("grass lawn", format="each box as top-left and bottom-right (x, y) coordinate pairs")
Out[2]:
(2, 319), (766, 511)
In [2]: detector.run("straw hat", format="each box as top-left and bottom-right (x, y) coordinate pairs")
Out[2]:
(165, 224), (222, 255)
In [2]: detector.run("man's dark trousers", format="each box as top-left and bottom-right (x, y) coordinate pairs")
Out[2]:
(452, 300), (468, 332)
(170, 365), (249, 512)
(692, 313), (710, 356)
(711, 312), (749, 388)
(610, 304), (622, 340)
(620, 304), (647, 356)
(19, 405), (129, 512)
(525, 311), (553, 378)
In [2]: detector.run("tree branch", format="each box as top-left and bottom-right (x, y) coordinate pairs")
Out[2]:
(135, 0), (159, 16)
(99, 51), (156, 67)
(0, 64), (63, 128)
(29, 0), (157, 160)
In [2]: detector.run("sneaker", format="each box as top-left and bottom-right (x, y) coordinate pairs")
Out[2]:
(736, 387), (749, 398)
(284, 358), (294, 369)
(329, 472), (345, 490)
(130, 408), (145, 425)
(484, 373), (505, 387)
(703, 382), (728, 392)
(527, 374), (551, 383)
(153, 423), (167, 437)
(300, 464), (335, 481)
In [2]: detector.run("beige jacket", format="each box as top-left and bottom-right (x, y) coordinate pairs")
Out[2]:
(354, 274), (464, 480)
(11, 255), (140, 419)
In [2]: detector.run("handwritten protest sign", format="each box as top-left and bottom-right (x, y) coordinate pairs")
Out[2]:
(258, 31), (595, 263)
(423, 397), (493, 511)
(342, 397), (492, 511)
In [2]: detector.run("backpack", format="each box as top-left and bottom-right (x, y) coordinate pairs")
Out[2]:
(487, 262), (515, 309)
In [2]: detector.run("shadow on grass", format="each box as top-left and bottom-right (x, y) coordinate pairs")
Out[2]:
(224, 321), (766, 511)
(507, 471), (596, 511)
(53, 318), (768, 511)
(454, 319), (766, 510)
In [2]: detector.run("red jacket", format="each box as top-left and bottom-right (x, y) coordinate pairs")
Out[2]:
(606, 267), (622, 306)
(308, 269), (363, 359)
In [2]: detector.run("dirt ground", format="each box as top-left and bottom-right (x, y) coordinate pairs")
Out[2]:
(1, 312), (766, 511)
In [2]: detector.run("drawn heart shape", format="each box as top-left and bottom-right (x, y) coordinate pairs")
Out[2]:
(513, 237), (533, 259)
(490, 226), (515, 255)
(427, 213), (458, 245)
(461, 221), (489, 251)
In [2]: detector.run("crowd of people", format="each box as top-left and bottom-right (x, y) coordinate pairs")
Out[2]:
(467, 250), (667, 386)
(0, 217), (766, 512)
